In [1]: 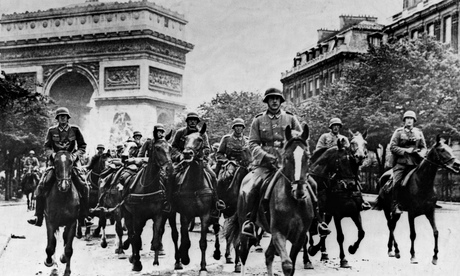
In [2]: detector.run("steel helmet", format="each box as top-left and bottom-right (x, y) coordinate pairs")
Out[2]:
(55, 107), (71, 119)
(212, 142), (220, 150)
(263, 88), (285, 103)
(154, 123), (165, 132)
(96, 144), (105, 149)
(232, 118), (245, 129)
(133, 131), (142, 138)
(185, 112), (200, 122)
(29, 150), (35, 155)
(403, 110), (417, 122)
(328, 118), (343, 129)
(116, 144), (124, 150)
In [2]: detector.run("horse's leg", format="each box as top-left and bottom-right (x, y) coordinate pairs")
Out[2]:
(179, 214), (192, 265)
(334, 216), (350, 268)
(45, 225), (57, 267)
(63, 222), (76, 276)
(199, 214), (210, 273)
(348, 213), (365, 254)
(303, 233), (313, 269)
(151, 213), (163, 266)
(289, 234), (306, 276)
(265, 238), (276, 276)
(76, 220), (83, 239)
(425, 210), (439, 265)
(385, 209), (401, 258)
(212, 218), (221, 260)
(271, 231), (292, 276)
(100, 215), (107, 248)
(169, 212), (182, 270)
(409, 213), (418, 264)
(130, 215), (146, 271)
(320, 214), (332, 261)
(224, 218), (233, 263)
(115, 211), (125, 257)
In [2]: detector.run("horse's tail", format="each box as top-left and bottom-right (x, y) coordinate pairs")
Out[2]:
(373, 171), (392, 211)
(224, 213), (240, 246)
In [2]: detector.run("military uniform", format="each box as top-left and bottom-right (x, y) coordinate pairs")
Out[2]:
(316, 132), (350, 151)
(217, 134), (248, 163)
(171, 126), (211, 162)
(22, 155), (40, 185)
(137, 138), (152, 158)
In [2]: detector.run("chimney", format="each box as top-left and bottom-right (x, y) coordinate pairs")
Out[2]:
(339, 15), (378, 29)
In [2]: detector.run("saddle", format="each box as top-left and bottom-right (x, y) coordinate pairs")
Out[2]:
(382, 168), (417, 194)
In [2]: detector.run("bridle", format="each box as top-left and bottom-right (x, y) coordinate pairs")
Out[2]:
(421, 145), (455, 170)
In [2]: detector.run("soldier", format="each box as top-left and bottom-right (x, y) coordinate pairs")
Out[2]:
(316, 117), (350, 151)
(130, 131), (143, 157)
(241, 88), (330, 238)
(171, 112), (224, 216)
(27, 107), (92, 227)
(208, 142), (220, 173)
(390, 110), (427, 216)
(85, 144), (106, 171)
(137, 124), (166, 158)
(22, 150), (40, 184)
(215, 118), (249, 176)
(115, 144), (124, 158)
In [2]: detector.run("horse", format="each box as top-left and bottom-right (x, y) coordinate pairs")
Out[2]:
(215, 148), (252, 270)
(121, 137), (174, 271)
(44, 151), (80, 276)
(21, 165), (39, 211)
(304, 130), (368, 269)
(172, 123), (220, 275)
(226, 124), (314, 276)
(374, 135), (460, 265)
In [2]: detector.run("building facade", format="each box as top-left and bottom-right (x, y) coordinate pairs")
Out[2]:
(0, 0), (194, 151)
(280, 15), (385, 104)
(384, 0), (459, 53)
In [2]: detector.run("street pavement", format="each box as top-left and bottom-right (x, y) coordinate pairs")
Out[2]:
(1, 194), (460, 275)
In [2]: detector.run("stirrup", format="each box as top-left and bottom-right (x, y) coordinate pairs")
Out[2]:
(392, 205), (402, 216)
(163, 202), (172, 213)
(216, 200), (226, 210)
(210, 209), (220, 219)
(318, 222), (331, 237)
(361, 201), (371, 211)
(241, 221), (257, 239)
(27, 216), (43, 227)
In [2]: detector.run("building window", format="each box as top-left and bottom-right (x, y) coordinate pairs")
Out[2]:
(290, 88), (294, 102)
(308, 80), (313, 98)
(444, 16), (452, 43)
(315, 78), (320, 95)
(411, 30), (419, 39)
(165, 17), (169, 28)
(330, 71), (336, 83)
(427, 23), (434, 37)
(369, 36), (381, 46)
(302, 83), (307, 100)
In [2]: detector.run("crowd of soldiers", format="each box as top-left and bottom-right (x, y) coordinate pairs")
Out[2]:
(25, 88), (426, 239)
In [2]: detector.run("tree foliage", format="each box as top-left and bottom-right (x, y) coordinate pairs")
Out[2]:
(300, 35), (460, 151)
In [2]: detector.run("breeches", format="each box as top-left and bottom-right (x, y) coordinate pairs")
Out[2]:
(393, 164), (416, 188)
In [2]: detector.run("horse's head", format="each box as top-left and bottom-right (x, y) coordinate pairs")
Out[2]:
(348, 129), (368, 166)
(283, 124), (310, 200)
(151, 138), (172, 167)
(53, 151), (74, 192)
(427, 135), (460, 173)
(182, 123), (207, 162)
(121, 141), (138, 161)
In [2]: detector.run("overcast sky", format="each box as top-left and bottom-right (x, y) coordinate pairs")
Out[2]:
(1, 0), (402, 109)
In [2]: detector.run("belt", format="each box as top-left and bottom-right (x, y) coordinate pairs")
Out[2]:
(261, 141), (284, 148)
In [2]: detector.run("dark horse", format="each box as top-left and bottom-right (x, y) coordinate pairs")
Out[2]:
(121, 137), (173, 271)
(215, 147), (252, 270)
(226, 124), (314, 276)
(172, 123), (219, 275)
(21, 165), (39, 211)
(374, 135), (460, 264)
(305, 130), (368, 268)
(44, 151), (80, 276)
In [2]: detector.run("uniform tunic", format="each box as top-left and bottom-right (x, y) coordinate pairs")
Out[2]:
(171, 126), (210, 161)
(315, 132), (350, 151)
(44, 124), (86, 154)
(216, 134), (248, 162)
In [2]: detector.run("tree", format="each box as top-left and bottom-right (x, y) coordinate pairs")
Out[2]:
(0, 72), (53, 200)
(300, 35), (460, 172)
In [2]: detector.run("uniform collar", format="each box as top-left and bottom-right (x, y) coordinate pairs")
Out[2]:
(58, 124), (70, 132)
(404, 126), (413, 132)
(232, 134), (243, 140)
(267, 109), (281, 119)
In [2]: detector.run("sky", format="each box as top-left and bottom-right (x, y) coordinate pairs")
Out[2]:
(0, 0), (403, 109)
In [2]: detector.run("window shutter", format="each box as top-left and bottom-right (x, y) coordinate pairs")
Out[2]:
(452, 12), (459, 53)
(434, 19), (441, 41)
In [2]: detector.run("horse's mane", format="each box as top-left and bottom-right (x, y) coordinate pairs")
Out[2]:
(310, 147), (329, 164)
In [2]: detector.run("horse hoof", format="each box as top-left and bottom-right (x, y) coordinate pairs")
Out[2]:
(118, 253), (127, 260)
(213, 251), (221, 260)
(199, 269), (208, 276)
(226, 257), (233, 264)
(411, 257), (418, 264)
(44, 258), (55, 267)
(175, 262), (183, 270)
(132, 263), (143, 272)
(101, 240), (107, 248)
(182, 256), (190, 265)
(388, 251), (395, 258)
(159, 249), (166, 256)
(76, 232), (82, 239)
(340, 259), (351, 268)
(304, 261), (314, 269)
(60, 254), (67, 264)
(50, 268), (59, 276)
(235, 264), (241, 273)
(308, 246), (319, 256)
(395, 252), (401, 259)
(432, 258), (438, 265)
(129, 255), (134, 264)
(123, 240), (130, 250)
(348, 245), (357, 254)
(320, 253), (329, 261)
(255, 245), (263, 252)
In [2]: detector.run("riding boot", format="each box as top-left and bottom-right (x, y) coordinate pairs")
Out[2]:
(27, 194), (44, 227)
(391, 186), (402, 216)
(241, 189), (259, 239)
(72, 171), (93, 226)
(361, 198), (372, 211)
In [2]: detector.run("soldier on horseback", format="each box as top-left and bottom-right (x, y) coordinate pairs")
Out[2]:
(27, 107), (92, 227)
(22, 150), (40, 184)
(241, 88), (330, 238)
(171, 112), (225, 217)
(215, 118), (249, 176)
(85, 144), (107, 171)
(390, 110), (427, 216)
(208, 142), (220, 173)
(137, 124), (166, 158)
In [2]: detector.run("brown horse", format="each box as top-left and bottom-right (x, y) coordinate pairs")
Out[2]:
(374, 135), (460, 264)
(304, 130), (368, 269)
(44, 151), (80, 276)
(21, 165), (39, 211)
(172, 123), (219, 275)
(120, 137), (173, 271)
(226, 124), (314, 276)
(215, 148), (252, 269)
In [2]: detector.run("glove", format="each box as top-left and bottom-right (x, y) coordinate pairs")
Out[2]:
(262, 153), (277, 166)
